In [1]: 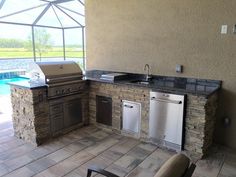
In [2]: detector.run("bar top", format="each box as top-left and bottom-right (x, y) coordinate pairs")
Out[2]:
(8, 70), (222, 97)
(8, 80), (47, 90)
(85, 70), (222, 97)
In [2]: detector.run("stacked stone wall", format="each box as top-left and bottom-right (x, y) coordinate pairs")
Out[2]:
(89, 81), (219, 159)
(11, 87), (50, 145)
(89, 82), (150, 138)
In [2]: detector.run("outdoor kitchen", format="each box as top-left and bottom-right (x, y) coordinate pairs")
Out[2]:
(1, 0), (236, 177)
(8, 61), (221, 160)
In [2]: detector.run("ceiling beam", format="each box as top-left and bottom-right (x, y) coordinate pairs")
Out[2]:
(0, 0), (6, 10)
(0, 20), (64, 29)
(53, 3), (83, 27)
(57, 4), (84, 17)
(77, 0), (84, 6)
(33, 3), (51, 25)
(0, 4), (47, 19)
(40, 0), (74, 4)
(53, 0), (74, 4)
(51, 4), (63, 28)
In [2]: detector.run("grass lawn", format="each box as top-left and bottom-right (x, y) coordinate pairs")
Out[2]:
(0, 48), (84, 58)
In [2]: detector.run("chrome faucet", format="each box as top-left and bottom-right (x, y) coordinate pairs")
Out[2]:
(144, 64), (152, 81)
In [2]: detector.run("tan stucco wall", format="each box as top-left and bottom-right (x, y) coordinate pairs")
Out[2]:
(85, 0), (236, 148)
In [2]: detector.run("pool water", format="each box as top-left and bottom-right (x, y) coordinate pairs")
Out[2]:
(0, 77), (29, 95)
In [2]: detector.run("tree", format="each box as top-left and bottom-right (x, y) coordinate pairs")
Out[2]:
(26, 28), (53, 60)
(0, 38), (25, 48)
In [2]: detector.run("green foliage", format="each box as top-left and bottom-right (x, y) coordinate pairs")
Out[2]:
(0, 29), (84, 60)
(0, 38), (26, 48)
(26, 28), (54, 59)
(65, 44), (82, 48)
(0, 48), (84, 58)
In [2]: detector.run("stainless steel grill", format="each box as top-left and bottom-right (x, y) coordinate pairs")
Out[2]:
(34, 61), (88, 136)
(35, 61), (85, 99)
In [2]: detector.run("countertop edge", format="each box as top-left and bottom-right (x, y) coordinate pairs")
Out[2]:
(8, 81), (47, 90)
(7, 76), (221, 97)
(86, 77), (220, 97)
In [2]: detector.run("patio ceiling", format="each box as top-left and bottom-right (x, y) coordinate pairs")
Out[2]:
(0, 0), (85, 29)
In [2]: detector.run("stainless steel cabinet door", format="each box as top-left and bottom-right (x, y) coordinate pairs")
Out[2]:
(64, 98), (82, 128)
(122, 101), (141, 134)
(149, 92), (184, 150)
(49, 102), (64, 134)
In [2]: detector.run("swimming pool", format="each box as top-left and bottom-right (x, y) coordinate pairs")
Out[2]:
(0, 77), (29, 95)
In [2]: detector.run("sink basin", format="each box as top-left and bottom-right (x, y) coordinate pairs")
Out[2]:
(130, 80), (152, 85)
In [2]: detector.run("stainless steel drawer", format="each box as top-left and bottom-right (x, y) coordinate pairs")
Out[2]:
(122, 100), (141, 135)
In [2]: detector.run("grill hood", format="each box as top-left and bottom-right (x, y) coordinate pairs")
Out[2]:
(37, 61), (82, 77)
(34, 61), (83, 85)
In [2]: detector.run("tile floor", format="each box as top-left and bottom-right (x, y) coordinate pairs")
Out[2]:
(0, 96), (236, 177)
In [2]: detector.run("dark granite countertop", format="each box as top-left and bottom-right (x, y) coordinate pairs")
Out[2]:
(85, 70), (222, 97)
(8, 80), (47, 90)
(8, 70), (221, 97)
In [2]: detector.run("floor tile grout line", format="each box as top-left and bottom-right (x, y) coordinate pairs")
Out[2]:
(65, 138), (144, 177)
(60, 136), (132, 177)
(0, 136), (20, 146)
(216, 152), (227, 177)
(0, 140), (27, 154)
(124, 147), (159, 177)
(0, 143), (36, 163)
(1, 138), (88, 176)
(0, 129), (123, 169)
(28, 128), (119, 176)
(60, 152), (96, 177)
(0, 129), (14, 136)
(1, 125), (234, 177)
(32, 133), (121, 177)
(91, 140), (157, 177)
(105, 142), (148, 177)
(0, 134), (15, 140)
(0, 126), (99, 164)
(0, 128), (104, 177)
(2, 126), (158, 177)
(61, 135), (128, 177)
(31, 148), (95, 177)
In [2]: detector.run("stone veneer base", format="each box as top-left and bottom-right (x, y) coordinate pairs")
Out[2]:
(10, 80), (218, 159)
(10, 81), (89, 146)
(89, 81), (219, 159)
(11, 86), (50, 146)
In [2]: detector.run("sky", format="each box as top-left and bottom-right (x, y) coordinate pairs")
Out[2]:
(0, 0), (84, 45)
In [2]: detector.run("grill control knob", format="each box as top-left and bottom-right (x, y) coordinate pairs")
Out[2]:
(56, 90), (60, 95)
(67, 88), (71, 93)
(62, 89), (65, 94)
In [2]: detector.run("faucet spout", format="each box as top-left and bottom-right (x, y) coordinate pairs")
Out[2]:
(144, 64), (152, 81)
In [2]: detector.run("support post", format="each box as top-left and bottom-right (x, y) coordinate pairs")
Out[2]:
(32, 26), (36, 61)
(82, 27), (85, 70)
(62, 28), (66, 61)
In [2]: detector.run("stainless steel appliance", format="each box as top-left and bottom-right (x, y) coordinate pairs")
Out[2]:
(36, 61), (84, 99)
(100, 73), (127, 81)
(122, 100), (141, 136)
(149, 91), (185, 151)
(35, 61), (88, 135)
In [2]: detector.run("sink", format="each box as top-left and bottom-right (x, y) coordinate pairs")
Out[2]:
(130, 80), (152, 85)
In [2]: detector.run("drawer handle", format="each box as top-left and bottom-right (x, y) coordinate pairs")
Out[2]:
(151, 97), (182, 104)
(124, 105), (133, 108)
(101, 100), (109, 103)
(52, 108), (60, 111)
